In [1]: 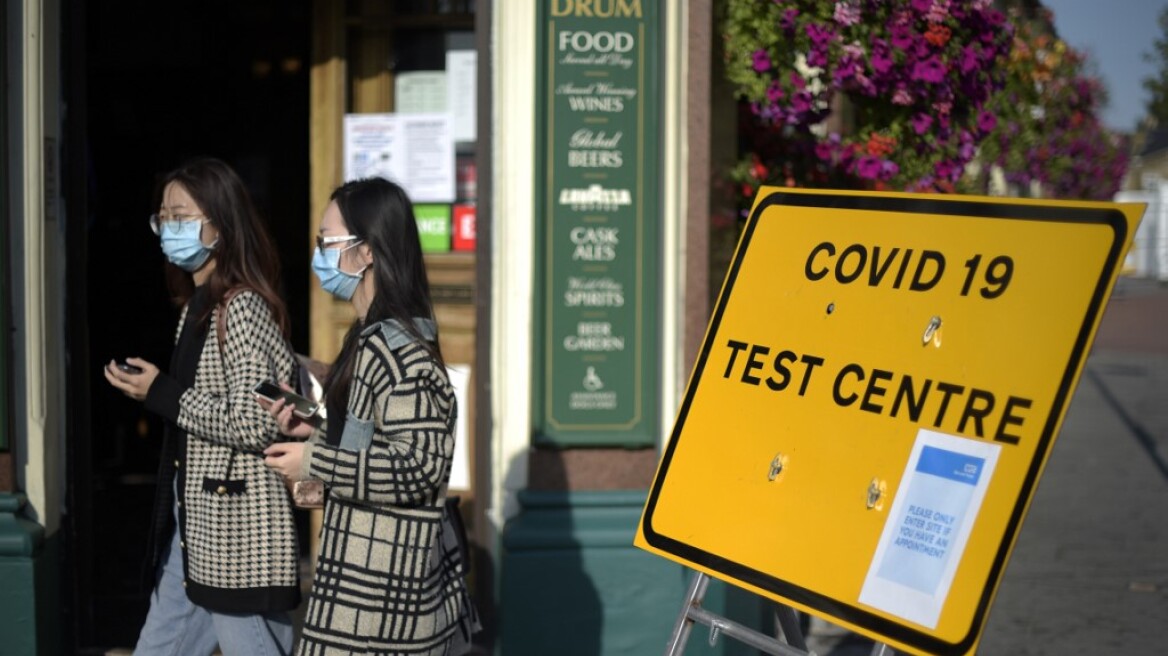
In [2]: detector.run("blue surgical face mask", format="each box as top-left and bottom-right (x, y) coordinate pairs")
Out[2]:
(159, 219), (216, 272)
(312, 243), (368, 301)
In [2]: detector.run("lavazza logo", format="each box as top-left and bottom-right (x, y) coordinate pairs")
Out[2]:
(558, 184), (632, 211)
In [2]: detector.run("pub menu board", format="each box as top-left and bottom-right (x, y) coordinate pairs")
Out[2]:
(534, 1), (659, 446)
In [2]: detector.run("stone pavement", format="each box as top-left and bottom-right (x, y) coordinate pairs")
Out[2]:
(976, 278), (1168, 655)
(810, 277), (1168, 655)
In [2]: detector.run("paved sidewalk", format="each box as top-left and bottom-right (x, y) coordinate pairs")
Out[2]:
(978, 350), (1168, 654)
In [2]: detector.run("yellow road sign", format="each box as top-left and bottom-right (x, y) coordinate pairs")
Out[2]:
(636, 188), (1143, 656)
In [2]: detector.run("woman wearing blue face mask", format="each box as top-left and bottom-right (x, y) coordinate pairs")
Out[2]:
(103, 157), (300, 655)
(260, 177), (477, 655)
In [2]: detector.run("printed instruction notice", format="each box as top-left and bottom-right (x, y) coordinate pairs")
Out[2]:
(859, 429), (1001, 629)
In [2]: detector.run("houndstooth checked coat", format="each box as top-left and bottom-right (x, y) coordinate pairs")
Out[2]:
(295, 319), (475, 656)
(146, 289), (300, 613)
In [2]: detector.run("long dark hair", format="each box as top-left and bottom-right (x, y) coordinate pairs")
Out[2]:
(323, 177), (442, 411)
(157, 157), (288, 336)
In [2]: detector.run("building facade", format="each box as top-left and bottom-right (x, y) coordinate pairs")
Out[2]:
(1, 1), (775, 654)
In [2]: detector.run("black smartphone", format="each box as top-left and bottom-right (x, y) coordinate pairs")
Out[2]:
(253, 380), (320, 418)
(117, 362), (144, 374)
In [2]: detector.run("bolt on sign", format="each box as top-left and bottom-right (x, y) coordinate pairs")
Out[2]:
(635, 188), (1144, 656)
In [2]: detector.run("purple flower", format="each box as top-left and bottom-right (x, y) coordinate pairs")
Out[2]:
(881, 160), (901, 179)
(871, 39), (894, 75)
(806, 23), (836, 47)
(790, 91), (812, 114)
(911, 56), (946, 83)
(959, 45), (980, 74)
(911, 0), (933, 12)
(856, 156), (883, 180)
(807, 46), (830, 68)
(780, 8), (799, 34)
(766, 81), (785, 103)
(935, 160), (959, 182)
(890, 23), (915, 50)
(752, 49), (772, 72)
(912, 113), (934, 135)
(815, 141), (835, 162)
(976, 110), (997, 134)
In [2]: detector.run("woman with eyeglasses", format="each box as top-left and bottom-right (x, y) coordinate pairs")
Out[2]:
(260, 177), (477, 655)
(104, 157), (300, 655)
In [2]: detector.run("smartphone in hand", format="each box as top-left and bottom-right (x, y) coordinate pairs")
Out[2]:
(253, 381), (320, 419)
(118, 362), (144, 375)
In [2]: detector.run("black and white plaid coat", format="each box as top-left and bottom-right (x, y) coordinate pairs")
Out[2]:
(295, 319), (475, 655)
(162, 289), (300, 612)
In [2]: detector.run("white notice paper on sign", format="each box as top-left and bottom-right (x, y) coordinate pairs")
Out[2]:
(859, 429), (1001, 629)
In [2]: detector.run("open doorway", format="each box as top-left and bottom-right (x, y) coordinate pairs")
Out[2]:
(66, 1), (311, 650)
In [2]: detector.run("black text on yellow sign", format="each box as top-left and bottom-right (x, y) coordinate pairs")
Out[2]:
(803, 241), (1014, 299)
(720, 340), (1030, 446)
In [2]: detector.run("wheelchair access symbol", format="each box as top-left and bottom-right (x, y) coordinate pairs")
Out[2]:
(583, 366), (604, 391)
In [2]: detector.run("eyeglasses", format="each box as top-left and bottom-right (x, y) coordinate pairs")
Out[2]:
(316, 234), (361, 251)
(149, 213), (207, 236)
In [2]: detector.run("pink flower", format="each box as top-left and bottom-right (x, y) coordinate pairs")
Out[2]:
(834, 2), (861, 27)
(926, 0), (951, 23)
(892, 85), (913, 105)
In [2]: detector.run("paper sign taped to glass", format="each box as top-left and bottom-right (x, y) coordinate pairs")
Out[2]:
(635, 188), (1144, 656)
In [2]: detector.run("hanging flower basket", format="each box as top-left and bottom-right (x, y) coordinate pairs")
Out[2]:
(723, 0), (1014, 208)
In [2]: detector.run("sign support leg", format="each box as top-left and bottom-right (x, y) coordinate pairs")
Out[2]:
(665, 570), (710, 656)
(773, 604), (807, 651)
(664, 570), (818, 656)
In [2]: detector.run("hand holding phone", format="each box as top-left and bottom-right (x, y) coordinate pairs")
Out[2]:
(117, 362), (144, 375)
(253, 381), (320, 419)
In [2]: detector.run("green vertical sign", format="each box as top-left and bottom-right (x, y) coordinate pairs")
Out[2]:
(534, 0), (658, 446)
(0, 4), (7, 454)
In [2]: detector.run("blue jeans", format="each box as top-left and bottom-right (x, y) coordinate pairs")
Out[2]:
(134, 515), (294, 656)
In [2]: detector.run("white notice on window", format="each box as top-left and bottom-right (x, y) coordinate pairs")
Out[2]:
(400, 114), (455, 202)
(343, 113), (455, 203)
(343, 114), (404, 185)
(858, 429), (1001, 629)
(396, 71), (448, 114)
(446, 50), (477, 142)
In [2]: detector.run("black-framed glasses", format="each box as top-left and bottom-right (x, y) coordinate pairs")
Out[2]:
(316, 234), (360, 251)
(149, 213), (207, 236)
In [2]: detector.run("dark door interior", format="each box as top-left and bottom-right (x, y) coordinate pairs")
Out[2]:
(66, 1), (311, 651)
